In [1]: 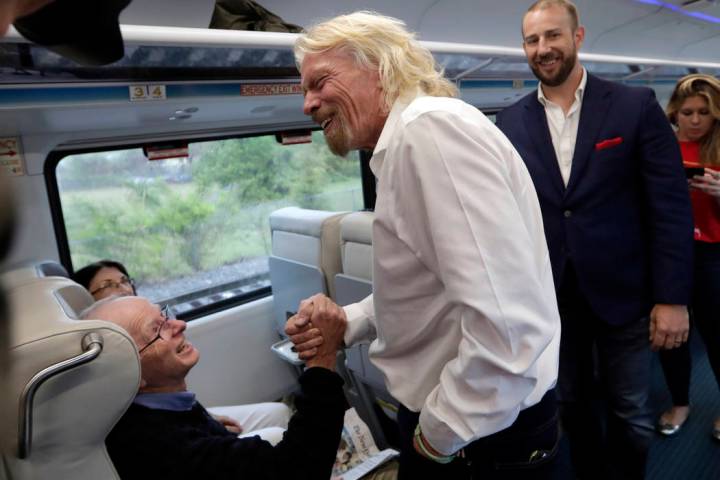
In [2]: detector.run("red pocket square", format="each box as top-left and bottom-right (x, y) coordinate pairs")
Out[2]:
(595, 137), (623, 151)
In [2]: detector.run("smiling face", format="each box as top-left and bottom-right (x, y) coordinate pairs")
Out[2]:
(300, 49), (386, 156)
(522, 4), (584, 87)
(676, 95), (716, 143)
(94, 297), (199, 393)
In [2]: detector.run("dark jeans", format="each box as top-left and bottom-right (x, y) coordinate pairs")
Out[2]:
(397, 390), (559, 479)
(557, 264), (653, 480)
(660, 241), (720, 406)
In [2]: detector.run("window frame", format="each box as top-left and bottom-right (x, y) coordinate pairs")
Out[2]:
(45, 127), (367, 320)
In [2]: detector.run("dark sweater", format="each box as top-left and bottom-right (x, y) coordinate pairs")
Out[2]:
(106, 367), (346, 480)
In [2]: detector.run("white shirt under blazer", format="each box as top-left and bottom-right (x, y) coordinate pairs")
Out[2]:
(343, 92), (561, 455)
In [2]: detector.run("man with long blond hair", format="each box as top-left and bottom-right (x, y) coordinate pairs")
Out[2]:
(288, 11), (562, 478)
(496, 0), (694, 477)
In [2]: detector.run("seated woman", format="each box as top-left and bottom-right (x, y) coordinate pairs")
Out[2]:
(72, 259), (292, 445)
(72, 260), (136, 300)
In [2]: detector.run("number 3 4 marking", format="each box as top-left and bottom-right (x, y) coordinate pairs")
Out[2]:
(129, 85), (167, 102)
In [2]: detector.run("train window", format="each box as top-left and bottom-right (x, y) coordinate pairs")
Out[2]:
(53, 131), (363, 316)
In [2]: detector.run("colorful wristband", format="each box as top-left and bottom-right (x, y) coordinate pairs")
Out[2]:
(413, 424), (455, 464)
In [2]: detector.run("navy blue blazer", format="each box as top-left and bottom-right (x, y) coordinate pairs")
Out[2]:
(496, 73), (693, 326)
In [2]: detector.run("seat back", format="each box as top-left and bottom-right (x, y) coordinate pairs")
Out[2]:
(268, 207), (347, 332)
(1, 272), (140, 480)
(334, 212), (399, 449)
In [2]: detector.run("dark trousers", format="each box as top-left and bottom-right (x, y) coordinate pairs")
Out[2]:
(396, 390), (559, 479)
(660, 241), (720, 406)
(557, 264), (653, 480)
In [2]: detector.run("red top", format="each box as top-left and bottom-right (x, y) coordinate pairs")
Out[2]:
(680, 141), (720, 243)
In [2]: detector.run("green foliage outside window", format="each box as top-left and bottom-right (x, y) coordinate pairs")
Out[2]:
(57, 132), (362, 302)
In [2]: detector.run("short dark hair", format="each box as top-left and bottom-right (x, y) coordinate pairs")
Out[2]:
(72, 259), (132, 290)
(525, 0), (580, 32)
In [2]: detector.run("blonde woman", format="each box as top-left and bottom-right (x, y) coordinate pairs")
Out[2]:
(658, 74), (720, 440)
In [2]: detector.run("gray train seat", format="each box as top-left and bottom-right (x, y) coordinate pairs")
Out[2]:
(268, 206), (347, 333)
(1, 259), (69, 290)
(1, 271), (140, 479)
(334, 211), (398, 449)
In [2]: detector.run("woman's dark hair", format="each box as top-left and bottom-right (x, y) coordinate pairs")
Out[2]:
(71, 259), (132, 291)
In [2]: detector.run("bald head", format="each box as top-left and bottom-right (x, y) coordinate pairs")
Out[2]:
(82, 296), (198, 393)
(82, 296), (148, 345)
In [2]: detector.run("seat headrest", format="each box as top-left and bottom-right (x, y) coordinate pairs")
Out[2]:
(1, 260), (69, 291)
(270, 207), (348, 237)
(340, 212), (374, 245)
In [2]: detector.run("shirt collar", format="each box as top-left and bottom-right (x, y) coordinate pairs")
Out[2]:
(537, 67), (587, 107)
(370, 88), (426, 176)
(134, 391), (197, 411)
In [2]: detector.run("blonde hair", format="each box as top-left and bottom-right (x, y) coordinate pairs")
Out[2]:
(295, 11), (457, 111)
(525, 0), (580, 32)
(667, 74), (720, 166)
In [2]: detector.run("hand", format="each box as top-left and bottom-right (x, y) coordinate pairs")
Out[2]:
(649, 304), (689, 351)
(285, 311), (322, 361)
(211, 414), (243, 434)
(285, 294), (347, 369)
(689, 169), (720, 199)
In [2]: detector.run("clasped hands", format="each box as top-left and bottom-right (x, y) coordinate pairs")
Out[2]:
(285, 293), (347, 370)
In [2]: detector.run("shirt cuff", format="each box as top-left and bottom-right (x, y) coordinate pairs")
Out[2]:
(343, 302), (372, 346)
(418, 409), (463, 456)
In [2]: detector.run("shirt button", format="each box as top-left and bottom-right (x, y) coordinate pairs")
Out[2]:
(564, 210), (572, 218)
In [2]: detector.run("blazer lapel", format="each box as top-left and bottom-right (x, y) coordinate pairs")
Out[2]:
(525, 97), (565, 196)
(566, 74), (612, 196)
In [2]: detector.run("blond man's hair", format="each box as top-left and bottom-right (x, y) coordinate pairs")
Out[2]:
(295, 11), (457, 111)
(667, 74), (720, 166)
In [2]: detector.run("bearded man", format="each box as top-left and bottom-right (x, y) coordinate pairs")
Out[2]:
(289, 10), (563, 479)
(495, 1), (694, 478)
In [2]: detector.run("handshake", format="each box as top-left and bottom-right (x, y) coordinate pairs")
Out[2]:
(285, 293), (348, 371)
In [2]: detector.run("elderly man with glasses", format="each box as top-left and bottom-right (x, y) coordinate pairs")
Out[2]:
(82, 295), (347, 480)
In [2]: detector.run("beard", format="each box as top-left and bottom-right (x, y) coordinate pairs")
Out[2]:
(316, 107), (352, 157)
(530, 48), (577, 87)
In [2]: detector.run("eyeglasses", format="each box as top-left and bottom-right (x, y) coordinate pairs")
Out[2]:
(90, 276), (135, 296)
(138, 305), (175, 354)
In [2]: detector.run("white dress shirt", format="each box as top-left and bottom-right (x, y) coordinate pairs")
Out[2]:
(343, 93), (561, 455)
(537, 68), (587, 186)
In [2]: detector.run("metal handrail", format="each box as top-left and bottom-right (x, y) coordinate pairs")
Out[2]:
(17, 332), (104, 459)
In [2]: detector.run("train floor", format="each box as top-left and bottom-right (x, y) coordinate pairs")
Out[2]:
(647, 332), (720, 480)
(545, 332), (719, 479)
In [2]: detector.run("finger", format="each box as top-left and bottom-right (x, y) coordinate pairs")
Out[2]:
(285, 314), (312, 335)
(649, 326), (666, 351)
(290, 338), (324, 353)
(227, 419), (242, 429)
(298, 347), (318, 360)
(310, 297), (329, 323)
(648, 317), (656, 342)
(682, 331), (689, 343)
(662, 334), (676, 350)
(289, 328), (323, 345)
(297, 296), (317, 317)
